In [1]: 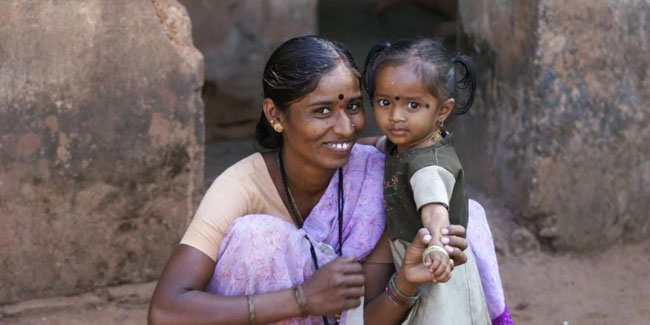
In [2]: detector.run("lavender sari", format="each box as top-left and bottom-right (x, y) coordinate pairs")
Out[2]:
(207, 145), (386, 324)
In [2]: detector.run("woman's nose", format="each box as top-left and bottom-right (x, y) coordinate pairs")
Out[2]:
(333, 111), (355, 136)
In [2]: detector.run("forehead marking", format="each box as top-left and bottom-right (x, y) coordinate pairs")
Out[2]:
(338, 94), (344, 100)
(394, 96), (400, 101)
(425, 103), (431, 109)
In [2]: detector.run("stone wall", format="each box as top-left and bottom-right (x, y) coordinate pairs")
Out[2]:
(179, 0), (317, 141)
(455, 0), (650, 250)
(0, 0), (204, 303)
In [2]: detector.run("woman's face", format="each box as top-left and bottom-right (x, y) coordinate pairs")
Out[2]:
(279, 64), (365, 171)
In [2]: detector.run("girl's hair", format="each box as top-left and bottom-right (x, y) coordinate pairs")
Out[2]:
(362, 38), (476, 115)
(255, 35), (360, 150)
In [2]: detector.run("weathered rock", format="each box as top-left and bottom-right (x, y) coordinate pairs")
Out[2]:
(179, 0), (317, 141)
(0, 0), (203, 303)
(511, 228), (540, 256)
(455, 0), (650, 250)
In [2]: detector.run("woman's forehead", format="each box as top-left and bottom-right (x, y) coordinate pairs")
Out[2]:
(311, 64), (361, 97)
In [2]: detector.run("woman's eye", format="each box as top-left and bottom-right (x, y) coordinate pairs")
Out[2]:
(347, 102), (362, 111)
(317, 107), (332, 115)
(377, 99), (390, 107)
(407, 102), (420, 110)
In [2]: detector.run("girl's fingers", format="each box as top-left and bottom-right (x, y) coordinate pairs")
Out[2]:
(432, 262), (448, 278)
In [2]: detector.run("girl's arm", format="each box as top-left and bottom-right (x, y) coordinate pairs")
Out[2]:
(421, 203), (451, 247)
(362, 227), (468, 324)
(148, 245), (364, 325)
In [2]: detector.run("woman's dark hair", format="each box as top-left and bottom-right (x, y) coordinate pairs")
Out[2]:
(255, 35), (360, 150)
(362, 38), (476, 115)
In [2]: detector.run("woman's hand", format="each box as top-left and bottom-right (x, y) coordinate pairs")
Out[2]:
(301, 255), (365, 315)
(401, 226), (468, 284)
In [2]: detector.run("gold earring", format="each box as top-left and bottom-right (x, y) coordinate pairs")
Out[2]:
(272, 120), (284, 133)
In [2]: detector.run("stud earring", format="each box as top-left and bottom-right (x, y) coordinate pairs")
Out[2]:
(271, 120), (284, 133)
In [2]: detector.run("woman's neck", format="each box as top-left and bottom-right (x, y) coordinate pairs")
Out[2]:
(281, 149), (336, 197)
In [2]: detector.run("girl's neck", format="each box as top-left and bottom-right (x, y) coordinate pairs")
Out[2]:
(396, 130), (442, 153)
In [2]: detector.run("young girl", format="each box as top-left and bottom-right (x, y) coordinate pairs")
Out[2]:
(363, 38), (491, 324)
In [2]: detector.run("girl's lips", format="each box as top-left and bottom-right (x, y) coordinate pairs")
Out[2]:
(389, 129), (407, 136)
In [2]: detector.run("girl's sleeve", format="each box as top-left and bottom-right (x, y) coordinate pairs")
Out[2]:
(180, 174), (250, 261)
(409, 166), (456, 210)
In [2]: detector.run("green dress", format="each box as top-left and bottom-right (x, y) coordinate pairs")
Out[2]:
(381, 134), (490, 325)
(383, 134), (468, 242)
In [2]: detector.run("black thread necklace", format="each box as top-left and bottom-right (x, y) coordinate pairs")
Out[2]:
(278, 150), (344, 325)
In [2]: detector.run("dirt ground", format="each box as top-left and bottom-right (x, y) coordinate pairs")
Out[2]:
(3, 237), (649, 325)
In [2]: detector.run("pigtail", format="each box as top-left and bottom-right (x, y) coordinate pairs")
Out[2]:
(362, 41), (391, 98)
(450, 55), (476, 115)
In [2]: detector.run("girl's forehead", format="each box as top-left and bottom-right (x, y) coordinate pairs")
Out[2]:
(375, 64), (428, 94)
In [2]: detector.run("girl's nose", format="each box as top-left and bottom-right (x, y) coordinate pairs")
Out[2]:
(388, 107), (405, 123)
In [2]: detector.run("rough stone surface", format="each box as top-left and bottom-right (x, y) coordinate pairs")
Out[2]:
(455, 0), (650, 250)
(179, 0), (317, 141)
(0, 0), (204, 303)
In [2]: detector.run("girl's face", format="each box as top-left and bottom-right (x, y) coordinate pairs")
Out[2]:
(373, 63), (454, 152)
(269, 64), (365, 170)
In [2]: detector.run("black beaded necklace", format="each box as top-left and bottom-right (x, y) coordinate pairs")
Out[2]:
(278, 150), (344, 324)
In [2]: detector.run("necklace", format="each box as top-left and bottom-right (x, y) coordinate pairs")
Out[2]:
(278, 150), (344, 325)
(278, 150), (344, 254)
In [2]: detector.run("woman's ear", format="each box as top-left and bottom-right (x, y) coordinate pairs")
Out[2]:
(437, 98), (455, 122)
(263, 98), (285, 133)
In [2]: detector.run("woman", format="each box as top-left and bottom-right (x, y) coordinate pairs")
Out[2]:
(148, 36), (474, 325)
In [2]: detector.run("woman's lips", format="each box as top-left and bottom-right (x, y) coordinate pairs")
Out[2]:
(324, 141), (353, 153)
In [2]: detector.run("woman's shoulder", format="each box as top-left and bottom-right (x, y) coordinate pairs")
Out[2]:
(212, 152), (265, 183)
(350, 143), (385, 161)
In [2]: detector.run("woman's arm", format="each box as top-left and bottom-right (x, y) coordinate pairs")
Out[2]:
(149, 245), (365, 325)
(148, 245), (302, 325)
(362, 226), (468, 324)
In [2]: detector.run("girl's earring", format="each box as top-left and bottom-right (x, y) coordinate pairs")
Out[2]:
(438, 120), (449, 137)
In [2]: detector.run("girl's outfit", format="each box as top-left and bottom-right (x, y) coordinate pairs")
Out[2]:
(180, 143), (512, 325)
(380, 134), (511, 325)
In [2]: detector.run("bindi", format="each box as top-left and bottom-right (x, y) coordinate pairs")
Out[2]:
(394, 96), (400, 101)
(425, 103), (431, 109)
(338, 94), (344, 100)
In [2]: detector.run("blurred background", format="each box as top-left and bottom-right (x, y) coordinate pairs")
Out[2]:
(1, 0), (649, 324)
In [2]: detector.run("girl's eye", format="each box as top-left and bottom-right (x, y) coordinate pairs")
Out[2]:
(407, 102), (420, 110)
(377, 99), (390, 107)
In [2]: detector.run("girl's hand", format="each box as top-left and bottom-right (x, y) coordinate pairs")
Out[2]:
(301, 256), (365, 315)
(401, 227), (468, 284)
